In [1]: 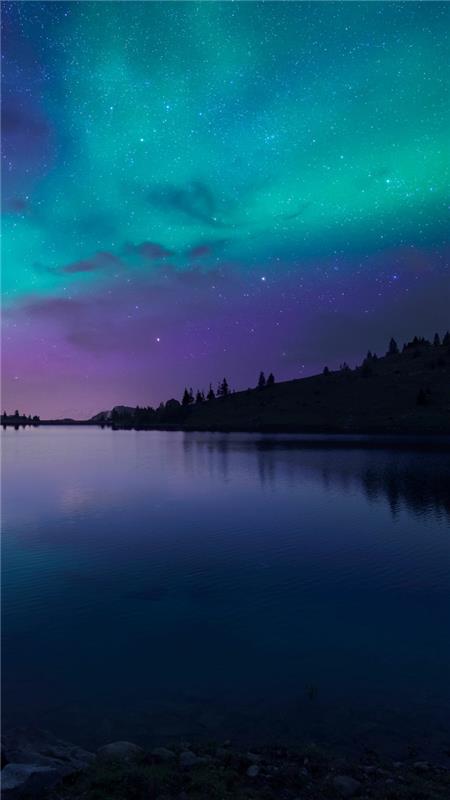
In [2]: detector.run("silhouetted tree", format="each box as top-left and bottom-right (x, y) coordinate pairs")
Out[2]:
(388, 337), (399, 355)
(207, 383), (215, 401)
(217, 378), (229, 397)
(14, 409), (19, 418)
(323, 366), (330, 376)
(32, 415), (40, 424)
(339, 362), (350, 372)
(195, 390), (204, 404)
(433, 333), (441, 347)
(258, 371), (266, 389)
(182, 388), (194, 406)
(443, 331), (450, 346)
(267, 372), (275, 386)
(182, 389), (190, 406)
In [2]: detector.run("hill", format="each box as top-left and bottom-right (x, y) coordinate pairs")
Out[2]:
(104, 335), (450, 435)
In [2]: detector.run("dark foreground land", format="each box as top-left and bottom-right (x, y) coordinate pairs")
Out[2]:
(98, 338), (450, 435)
(2, 729), (450, 800)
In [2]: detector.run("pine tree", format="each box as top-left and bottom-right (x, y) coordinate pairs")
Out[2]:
(323, 366), (330, 375)
(388, 337), (399, 355)
(207, 384), (215, 401)
(258, 371), (266, 389)
(182, 388), (191, 406)
(195, 390), (203, 404)
(267, 372), (275, 386)
(218, 378), (229, 397)
(443, 331), (450, 346)
(433, 333), (441, 347)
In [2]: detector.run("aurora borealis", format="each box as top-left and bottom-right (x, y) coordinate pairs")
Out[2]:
(2, 2), (449, 418)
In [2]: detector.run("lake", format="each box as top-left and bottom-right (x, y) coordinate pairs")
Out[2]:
(2, 427), (450, 758)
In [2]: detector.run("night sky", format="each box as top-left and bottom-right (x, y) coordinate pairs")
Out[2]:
(2, 2), (449, 418)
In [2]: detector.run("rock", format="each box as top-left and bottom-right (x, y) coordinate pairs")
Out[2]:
(246, 751), (262, 763)
(333, 774), (362, 797)
(97, 741), (144, 762)
(152, 747), (176, 762)
(215, 747), (232, 761)
(246, 764), (260, 777)
(1, 727), (94, 772)
(413, 760), (430, 772)
(1, 763), (62, 799)
(179, 750), (208, 768)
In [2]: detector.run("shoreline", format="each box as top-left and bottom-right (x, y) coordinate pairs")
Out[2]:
(3, 422), (450, 449)
(3, 728), (450, 800)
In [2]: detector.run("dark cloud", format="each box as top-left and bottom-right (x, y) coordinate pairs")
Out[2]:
(17, 264), (239, 356)
(53, 251), (123, 275)
(147, 181), (227, 228)
(2, 97), (49, 139)
(2, 196), (28, 214)
(187, 240), (228, 258)
(281, 203), (311, 221)
(124, 241), (174, 260)
(25, 297), (85, 318)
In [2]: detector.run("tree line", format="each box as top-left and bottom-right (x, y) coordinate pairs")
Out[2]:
(1, 410), (40, 425)
(181, 371), (275, 407)
(322, 331), (450, 376)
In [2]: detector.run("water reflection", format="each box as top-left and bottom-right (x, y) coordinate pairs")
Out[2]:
(2, 428), (450, 756)
(183, 433), (450, 519)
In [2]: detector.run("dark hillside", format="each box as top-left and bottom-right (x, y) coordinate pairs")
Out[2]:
(183, 343), (450, 434)
(105, 336), (450, 435)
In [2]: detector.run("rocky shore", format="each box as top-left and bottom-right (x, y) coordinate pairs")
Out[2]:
(2, 728), (450, 800)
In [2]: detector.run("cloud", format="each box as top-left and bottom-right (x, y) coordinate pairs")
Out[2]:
(147, 181), (227, 227)
(187, 240), (228, 259)
(2, 196), (28, 214)
(25, 297), (85, 318)
(52, 251), (123, 275)
(124, 241), (174, 260)
(15, 264), (240, 357)
(2, 96), (49, 139)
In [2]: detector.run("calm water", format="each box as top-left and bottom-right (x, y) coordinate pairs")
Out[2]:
(2, 427), (450, 757)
